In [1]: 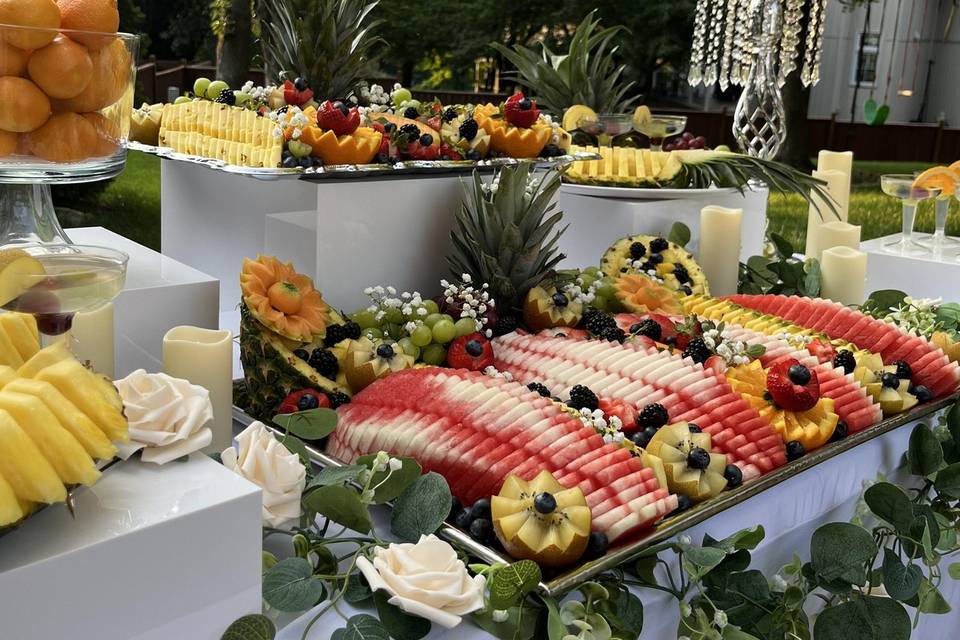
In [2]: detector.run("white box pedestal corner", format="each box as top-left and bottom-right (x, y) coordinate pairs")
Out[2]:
(67, 227), (221, 377)
(862, 234), (960, 301)
(0, 454), (263, 640)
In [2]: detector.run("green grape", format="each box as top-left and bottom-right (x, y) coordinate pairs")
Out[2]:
(410, 324), (433, 347)
(432, 319), (456, 344)
(383, 323), (406, 340)
(205, 80), (229, 100)
(579, 273), (596, 288)
(403, 304), (422, 321)
(193, 77), (211, 97)
(422, 299), (440, 315)
(440, 314), (455, 324)
(596, 282), (616, 299)
(391, 87), (412, 107)
(454, 317), (477, 337)
(592, 295), (609, 311)
(382, 307), (404, 324)
(363, 328), (383, 340)
(424, 313), (444, 328)
(350, 310), (379, 330)
(421, 343), (447, 366)
(173, 96), (192, 105)
(583, 266), (601, 276)
(397, 337), (420, 359)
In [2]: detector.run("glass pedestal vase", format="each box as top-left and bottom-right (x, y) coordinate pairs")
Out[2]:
(0, 184), (71, 244)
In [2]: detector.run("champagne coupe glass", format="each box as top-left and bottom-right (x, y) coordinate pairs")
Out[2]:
(914, 169), (960, 252)
(880, 174), (940, 256)
(576, 114), (635, 147)
(635, 115), (688, 152)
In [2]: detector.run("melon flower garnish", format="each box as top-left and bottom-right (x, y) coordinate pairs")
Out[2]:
(356, 534), (486, 628)
(240, 255), (330, 342)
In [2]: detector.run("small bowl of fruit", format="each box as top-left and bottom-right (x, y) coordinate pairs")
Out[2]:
(664, 131), (709, 152)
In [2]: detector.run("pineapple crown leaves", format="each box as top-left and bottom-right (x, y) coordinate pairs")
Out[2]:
(490, 10), (640, 114)
(258, 0), (386, 99)
(447, 163), (567, 312)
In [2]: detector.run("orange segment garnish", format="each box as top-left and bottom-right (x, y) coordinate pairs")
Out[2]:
(913, 166), (959, 197)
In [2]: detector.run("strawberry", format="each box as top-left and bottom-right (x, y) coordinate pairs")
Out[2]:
(598, 398), (639, 433)
(439, 142), (463, 160)
(673, 317), (703, 351)
(277, 389), (331, 414)
(704, 354), (727, 376)
(766, 358), (820, 412)
(503, 92), (540, 128)
(283, 79), (314, 107)
(446, 333), (495, 371)
(317, 100), (360, 136)
(426, 115), (442, 132)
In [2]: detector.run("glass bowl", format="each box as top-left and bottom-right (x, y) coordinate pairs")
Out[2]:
(576, 113), (636, 137)
(0, 24), (139, 184)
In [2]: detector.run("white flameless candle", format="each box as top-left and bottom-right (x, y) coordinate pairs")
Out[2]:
(814, 221), (861, 259)
(805, 169), (849, 257)
(67, 302), (115, 378)
(817, 150), (853, 183)
(162, 326), (233, 453)
(820, 246), (867, 305)
(699, 205), (742, 296)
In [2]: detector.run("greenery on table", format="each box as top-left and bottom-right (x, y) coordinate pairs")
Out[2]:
(738, 234), (822, 297)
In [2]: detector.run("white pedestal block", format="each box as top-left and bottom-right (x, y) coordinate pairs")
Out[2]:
(162, 160), (466, 312)
(67, 227), (220, 377)
(555, 185), (769, 268)
(862, 233), (960, 300)
(0, 454), (262, 640)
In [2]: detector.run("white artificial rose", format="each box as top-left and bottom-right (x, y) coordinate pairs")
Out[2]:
(356, 534), (486, 628)
(221, 421), (306, 528)
(114, 370), (213, 464)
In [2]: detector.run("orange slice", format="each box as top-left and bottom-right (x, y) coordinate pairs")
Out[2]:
(913, 166), (959, 197)
(950, 160), (960, 176)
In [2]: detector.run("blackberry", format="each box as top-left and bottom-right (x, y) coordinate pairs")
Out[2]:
(599, 326), (626, 343)
(493, 314), (520, 336)
(785, 440), (805, 461)
(442, 106), (458, 122)
(832, 349), (856, 374)
(326, 391), (351, 409)
(682, 337), (712, 365)
(673, 264), (691, 284)
(308, 349), (339, 379)
(293, 348), (310, 361)
(629, 241), (646, 260)
(893, 360), (912, 379)
(629, 318), (662, 341)
(650, 237), (669, 253)
(342, 321), (362, 340)
(527, 382), (551, 397)
(399, 123), (420, 140)
(458, 118), (479, 141)
(638, 403), (669, 429)
(723, 464), (743, 488)
(581, 308), (617, 335)
(686, 447), (710, 470)
(323, 324), (347, 347)
(214, 88), (236, 105)
(403, 106), (419, 119)
(567, 385), (599, 412)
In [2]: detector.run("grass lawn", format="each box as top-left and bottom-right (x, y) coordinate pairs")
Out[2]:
(58, 154), (956, 256)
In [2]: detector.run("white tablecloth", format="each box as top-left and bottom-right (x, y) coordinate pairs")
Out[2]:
(275, 416), (958, 639)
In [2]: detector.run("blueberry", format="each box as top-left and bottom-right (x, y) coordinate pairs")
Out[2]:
(688, 423), (702, 433)
(829, 420), (849, 442)
(723, 464), (742, 488)
(648, 253), (664, 265)
(551, 292), (569, 307)
(893, 360), (912, 379)
(453, 508), (474, 530)
(448, 497), (463, 520)
(383, 122), (396, 133)
(466, 149), (481, 160)
(583, 532), (609, 560)
(299, 157), (312, 169)
(293, 348), (310, 361)
(465, 340), (484, 357)
(471, 498), (491, 520)
(629, 429), (653, 449)
(376, 344), (395, 359)
(333, 101), (349, 117)
(297, 393), (319, 411)
(672, 494), (692, 515)
(419, 133), (434, 147)
(282, 155), (299, 168)
(881, 372), (900, 389)
(533, 492), (557, 514)
(686, 447), (710, 470)
(912, 385), (933, 403)
(469, 518), (494, 543)
(518, 98), (532, 110)
(540, 143), (562, 157)
(785, 440), (805, 461)
(788, 364), (811, 386)
(293, 77), (308, 91)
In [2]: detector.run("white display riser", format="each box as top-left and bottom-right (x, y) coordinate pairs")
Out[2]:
(555, 184), (769, 267)
(68, 226), (221, 377)
(0, 454), (262, 640)
(863, 233), (960, 301)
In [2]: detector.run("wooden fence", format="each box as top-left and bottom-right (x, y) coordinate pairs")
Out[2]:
(136, 61), (958, 163)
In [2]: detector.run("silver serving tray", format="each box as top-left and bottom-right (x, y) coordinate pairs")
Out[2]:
(129, 141), (599, 182)
(233, 396), (953, 595)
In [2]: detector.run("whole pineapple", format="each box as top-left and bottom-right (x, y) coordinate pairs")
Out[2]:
(447, 163), (567, 314)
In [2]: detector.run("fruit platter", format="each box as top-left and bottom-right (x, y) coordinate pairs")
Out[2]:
(129, 78), (600, 179)
(231, 163), (960, 594)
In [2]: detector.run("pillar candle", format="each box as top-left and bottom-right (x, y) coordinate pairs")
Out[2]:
(820, 246), (867, 305)
(699, 205), (743, 296)
(805, 169), (849, 257)
(817, 151), (853, 221)
(815, 221), (861, 259)
(69, 302), (115, 379)
(163, 326), (233, 454)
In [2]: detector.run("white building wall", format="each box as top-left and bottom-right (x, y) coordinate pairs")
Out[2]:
(809, 0), (954, 125)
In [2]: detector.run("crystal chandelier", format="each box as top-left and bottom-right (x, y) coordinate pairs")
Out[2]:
(688, 0), (828, 90)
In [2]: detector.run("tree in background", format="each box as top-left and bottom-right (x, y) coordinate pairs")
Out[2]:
(212, 0), (254, 87)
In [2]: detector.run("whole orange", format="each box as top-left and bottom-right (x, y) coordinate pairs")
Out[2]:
(0, 130), (17, 157)
(51, 38), (130, 113)
(0, 77), (52, 132)
(82, 112), (120, 156)
(0, 0), (60, 49)
(0, 39), (30, 76)
(26, 112), (98, 162)
(57, 0), (119, 50)
(28, 34), (94, 99)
